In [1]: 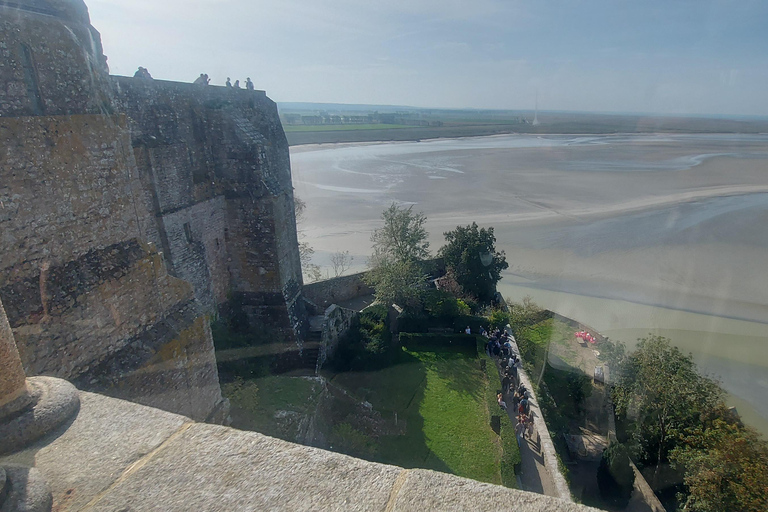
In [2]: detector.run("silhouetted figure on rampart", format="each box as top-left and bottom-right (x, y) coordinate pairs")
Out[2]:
(133, 66), (153, 79)
(194, 73), (211, 85)
(246, 77), (254, 90)
(233, 80), (241, 89)
(226, 77), (232, 88)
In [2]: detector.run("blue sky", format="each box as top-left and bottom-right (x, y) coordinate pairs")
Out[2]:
(87, 0), (768, 115)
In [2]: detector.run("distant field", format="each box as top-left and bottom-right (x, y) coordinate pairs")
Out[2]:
(283, 123), (408, 132)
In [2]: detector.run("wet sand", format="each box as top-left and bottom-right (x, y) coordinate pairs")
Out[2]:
(290, 133), (768, 434)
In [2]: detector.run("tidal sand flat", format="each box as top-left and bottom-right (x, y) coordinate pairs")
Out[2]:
(291, 133), (768, 434)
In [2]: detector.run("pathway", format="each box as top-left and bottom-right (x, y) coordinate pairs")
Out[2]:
(498, 331), (573, 502)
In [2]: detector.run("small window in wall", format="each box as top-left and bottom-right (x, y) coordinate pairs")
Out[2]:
(183, 223), (193, 243)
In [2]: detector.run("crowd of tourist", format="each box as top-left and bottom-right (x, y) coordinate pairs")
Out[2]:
(133, 68), (256, 91)
(482, 327), (537, 446)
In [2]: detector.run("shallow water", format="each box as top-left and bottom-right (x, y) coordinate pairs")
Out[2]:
(291, 133), (768, 434)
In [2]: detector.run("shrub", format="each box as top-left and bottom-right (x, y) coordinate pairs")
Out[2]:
(597, 442), (635, 509)
(424, 289), (465, 318)
(331, 306), (393, 371)
(488, 309), (511, 330)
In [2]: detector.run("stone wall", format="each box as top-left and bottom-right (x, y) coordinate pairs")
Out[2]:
(1, 390), (602, 512)
(303, 271), (373, 310)
(316, 304), (358, 371)
(0, 114), (223, 421)
(112, 77), (305, 339)
(0, 1), (111, 117)
(0, 0), (305, 421)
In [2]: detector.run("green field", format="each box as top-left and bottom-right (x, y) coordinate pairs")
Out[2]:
(221, 337), (515, 486)
(283, 123), (408, 132)
(332, 344), (503, 484)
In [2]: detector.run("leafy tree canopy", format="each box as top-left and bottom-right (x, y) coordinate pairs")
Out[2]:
(438, 222), (508, 302)
(612, 335), (722, 485)
(365, 259), (428, 311)
(671, 413), (768, 512)
(366, 204), (430, 310)
(370, 203), (430, 265)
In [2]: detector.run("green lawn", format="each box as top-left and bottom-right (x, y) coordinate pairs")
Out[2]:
(283, 123), (409, 132)
(222, 338), (510, 487)
(332, 344), (503, 485)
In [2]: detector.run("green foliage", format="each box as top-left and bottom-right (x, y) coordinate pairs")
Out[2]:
(597, 442), (636, 508)
(488, 309), (511, 330)
(399, 333), (478, 355)
(597, 337), (627, 379)
(506, 296), (547, 331)
(424, 289), (470, 318)
(365, 258), (429, 311)
(670, 409), (768, 512)
(332, 305), (392, 371)
(366, 203), (432, 310)
(438, 222), (508, 303)
(612, 336), (723, 480)
(370, 203), (430, 264)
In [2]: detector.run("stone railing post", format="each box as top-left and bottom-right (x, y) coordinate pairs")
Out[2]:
(0, 300), (33, 418)
(0, 297), (80, 511)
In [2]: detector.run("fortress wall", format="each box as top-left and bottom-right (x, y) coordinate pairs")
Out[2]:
(0, 3), (111, 118)
(0, 0), (305, 420)
(112, 77), (305, 338)
(0, 114), (224, 420)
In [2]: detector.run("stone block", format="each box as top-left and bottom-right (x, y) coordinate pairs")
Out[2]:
(0, 392), (189, 511)
(86, 423), (402, 511)
(390, 469), (601, 512)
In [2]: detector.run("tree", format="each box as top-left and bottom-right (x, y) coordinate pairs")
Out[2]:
(365, 259), (427, 310)
(671, 414), (768, 512)
(370, 203), (430, 264)
(366, 204), (430, 309)
(330, 250), (353, 277)
(612, 336), (723, 487)
(438, 222), (508, 302)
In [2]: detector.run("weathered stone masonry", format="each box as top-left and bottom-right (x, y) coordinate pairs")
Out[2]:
(111, 78), (305, 339)
(0, 0), (305, 421)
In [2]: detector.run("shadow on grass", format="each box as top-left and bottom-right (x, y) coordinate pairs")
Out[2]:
(331, 348), (453, 475)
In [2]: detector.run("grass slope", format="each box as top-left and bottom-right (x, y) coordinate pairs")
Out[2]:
(333, 344), (502, 485)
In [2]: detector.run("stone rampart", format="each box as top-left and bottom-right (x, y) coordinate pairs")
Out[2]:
(303, 271), (372, 309)
(0, 389), (602, 511)
(0, 0), (111, 117)
(112, 77), (304, 339)
(0, 114), (223, 421)
(0, 0), (305, 421)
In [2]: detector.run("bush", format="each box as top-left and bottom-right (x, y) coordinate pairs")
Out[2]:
(424, 289), (470, 318)
(399, 333), (478, 355)
(331, 306), (393, 371)
(597, 442), (635, 509)
(488, 309), (511, 330)
(397, 312), (432, 333)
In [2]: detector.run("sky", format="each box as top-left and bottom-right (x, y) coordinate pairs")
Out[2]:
(86, 0), (768, 116)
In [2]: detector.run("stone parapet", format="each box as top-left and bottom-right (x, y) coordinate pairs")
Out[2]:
(1, 390), (602, 511)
